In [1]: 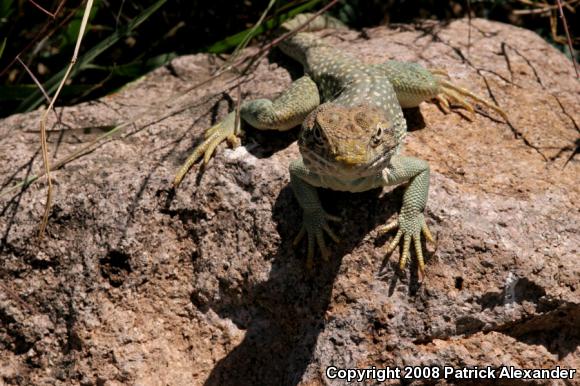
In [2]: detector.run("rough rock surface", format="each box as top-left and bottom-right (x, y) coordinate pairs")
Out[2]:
(0, 19), (578, 386)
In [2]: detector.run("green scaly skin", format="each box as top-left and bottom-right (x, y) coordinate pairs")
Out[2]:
(174, 14), (506, 279)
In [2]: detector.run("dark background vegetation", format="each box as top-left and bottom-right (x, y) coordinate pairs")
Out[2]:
(0, 0), (578, 118)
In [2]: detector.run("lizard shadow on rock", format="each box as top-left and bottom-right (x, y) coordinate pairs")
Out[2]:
(198, 48), (434, 385)
(244, 126), (300, 159)
(402, 107), (426, 131)
(203, 181), (417, 386)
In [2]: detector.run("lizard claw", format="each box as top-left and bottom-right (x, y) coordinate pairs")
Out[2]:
(293, 209), (341, 269)
(173, 111), (241, 188)
(430, 71), (508, 122)
(378, 216), (434, 281)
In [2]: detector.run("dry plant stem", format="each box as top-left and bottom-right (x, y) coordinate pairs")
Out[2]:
(2, 0), (341, 198)
(159, 0), (340, 113)
(1, 121), (128, 199)
(0, 75), (250, 199)
(28, 0), (58, 18)
(235, 85), (242, 136)
(555, 0), (579, 77)
(514, 0), (578, 14)
(0, 282), (36, 314)
(38, 0), (94, 239)
(0, 0), (71, 78)
(467, 0), (472, 53)
(172, 1), (340, 185)
(227, 0), (277, 66)
(252, 0), (340, 63)
(17, 57), (52, 104)
(178, 0), (340, 98)
(114, 0), (326, 129)
(17, 56), (62, 133)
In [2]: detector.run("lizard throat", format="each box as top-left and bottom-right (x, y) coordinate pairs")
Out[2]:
(300, 145), (394, 178)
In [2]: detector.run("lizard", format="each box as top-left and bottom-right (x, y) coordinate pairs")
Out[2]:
(172, 14), (507, 280)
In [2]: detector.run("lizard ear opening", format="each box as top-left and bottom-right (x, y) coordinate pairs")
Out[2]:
(371, 121), (397, 148)
(312, 125), (325, 146)
(370, 125), (384, 147)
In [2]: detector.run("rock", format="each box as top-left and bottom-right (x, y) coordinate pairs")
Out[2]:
(0, 18), (578, 385)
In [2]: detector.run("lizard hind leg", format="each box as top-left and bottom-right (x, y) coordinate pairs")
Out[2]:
(429, 68), (450, 78)
(434, 76), (508, 121)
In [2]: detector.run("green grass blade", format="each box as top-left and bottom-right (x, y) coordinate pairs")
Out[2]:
(82, 52), (176, 77)
(0, 37), (6, 59)
(206, 0), (322, 53)
(231, 0), (277, 59)
(17, 0), (168, 113)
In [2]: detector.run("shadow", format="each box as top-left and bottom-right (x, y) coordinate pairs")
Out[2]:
(411, 20), (449, 45)
(203, 250), (341, 384)
(0, 147), (40, 193)
(227, 50), (306, 160)
(502, 302), (580, 358)
(197, 181), (419, 385)
(475, 277), (547, 312)
(121, 95), (229, 240)
(164, 40), (437, 384)
(245, 128), (299, 159)
(470, 278), (578, 358)
(268, 49), (303, 81)
(0, 149), (38, 254)
(560, 137), (579, 168)
(402, 107), (426, 132)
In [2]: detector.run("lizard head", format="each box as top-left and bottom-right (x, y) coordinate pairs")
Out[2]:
(299, 102), (400, 177)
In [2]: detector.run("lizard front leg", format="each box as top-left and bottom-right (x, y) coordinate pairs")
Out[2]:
(289, 158), (341, 268)
(375, 61), (507, 121)
(174, 75), (320, 187)
(379, 154), (434, 280)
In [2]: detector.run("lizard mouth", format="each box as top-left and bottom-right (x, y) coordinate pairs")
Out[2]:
(301, 145), (392, 178)
(334, 154), (368, 167)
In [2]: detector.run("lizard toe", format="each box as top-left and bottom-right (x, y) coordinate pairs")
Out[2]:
(413, 234), (426, 282)
(173, 112), (240, 187)
(399, 234), (412, 270)
(294, 209), (340, 266)
(316, 232), (330, 261)
(382, 214), (433, 278)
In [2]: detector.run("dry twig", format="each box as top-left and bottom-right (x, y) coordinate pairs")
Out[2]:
(38, 0), (94, 238)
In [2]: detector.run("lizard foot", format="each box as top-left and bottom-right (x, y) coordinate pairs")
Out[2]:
(430, 69), (508, 122)
(378, 215), (434, 281)
(173, 111), (241, 188)
(293, 209), (341, 269)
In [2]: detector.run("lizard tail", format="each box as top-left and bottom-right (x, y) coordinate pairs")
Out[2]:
(278, 13), (346, 66)
(280, 13), (346, 32)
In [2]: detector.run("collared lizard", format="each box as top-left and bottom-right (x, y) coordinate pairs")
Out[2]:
(173, 14), (506, 280)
